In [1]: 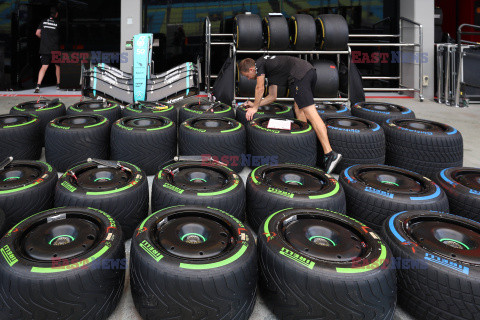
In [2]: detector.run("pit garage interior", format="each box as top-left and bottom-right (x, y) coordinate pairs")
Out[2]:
(0, 1), (479, 320)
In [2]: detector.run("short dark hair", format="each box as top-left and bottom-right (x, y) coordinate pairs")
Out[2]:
(50, 6), (58, 18)
(238, 58), (255, 73)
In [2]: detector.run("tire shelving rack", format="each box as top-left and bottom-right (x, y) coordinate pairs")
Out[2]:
(204, 15), (424, 104)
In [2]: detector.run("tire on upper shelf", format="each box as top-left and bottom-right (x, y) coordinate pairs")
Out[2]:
(289, 14), (317, 50)
(316, 14), (349, 51)
(234, 13), (263, 50)
(263, 14), (290, 50)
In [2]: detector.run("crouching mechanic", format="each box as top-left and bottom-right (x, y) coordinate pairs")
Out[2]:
(238, 56), (342, 173)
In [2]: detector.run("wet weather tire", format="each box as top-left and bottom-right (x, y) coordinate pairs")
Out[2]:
(339, 164), (449, 232)
(54, 161), (148, 239)
(0, 207), (125, 320)
(45, 115), (110, 172)
(111, 116), (176, 175)
(435, 167), (480, 222)
(247, 163), (346, 232)
(259, 208), (396, 320)
(247, 117), (317, 167)
(382, 210), (480, 320)
(152, 162), (246, 220)
(179, 117), (246, 172)
(0, 114), (42, 160)
(130, 205), (257, 320)
(383, 119), (463, 178)
(320, 116), (385, 173)
(316, 103), (350, 120)
(0, 209), (5, 238)
(351, 102), (415, 123)
(0, 160), (57, 231)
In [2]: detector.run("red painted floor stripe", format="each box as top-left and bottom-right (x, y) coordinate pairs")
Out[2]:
(0, 94), (82, 98)
(365, 96), (414, 99)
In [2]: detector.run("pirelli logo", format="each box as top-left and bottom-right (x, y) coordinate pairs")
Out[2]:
(1, 245), (18, 267)
(140, 240), (163, 262)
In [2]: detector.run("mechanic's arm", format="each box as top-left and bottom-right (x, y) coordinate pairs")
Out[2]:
(36, 29), (41, 38)
(259, 85), (277, 106)
(252, 75), (265, 109)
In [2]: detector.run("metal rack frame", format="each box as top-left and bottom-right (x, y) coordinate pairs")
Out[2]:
(349, 17), (424, 101)
(204, 16), (424, 103)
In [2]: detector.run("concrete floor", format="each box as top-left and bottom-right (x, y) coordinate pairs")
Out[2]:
(0, 94), (479, 319)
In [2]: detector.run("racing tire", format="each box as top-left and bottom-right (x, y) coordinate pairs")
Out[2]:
(121, 101), (177, 123)
(54, 160), (148, 239)
(0, 160), (57, 231)
(263, 14), (290, 50)
(111, 116), (176, 175)
(130, 205), (257, 320)
(339, 164), (449, 232)
(247, 117), (317, 167)
(0, 207), (125, 320)
(152, 162), (246, 220)
(319, 116), (385, 173)
(351, 102), (415, 123)
(382, 210), (480, 320)
(383, 118), (463, 178)
(10, 99), (66, 145)
(179, 102), (235, 124)
(236, 103), (294, 126)
(67, 100), (122, 125)
(435, 167), (480, 222)
(179, 117), (246, 173)
(234, 14), (263, 50)
(237, 64), (257, 98)
(0, 209), (4, 238)
(289, 14), (317, 50)
(247, 163), (346, 231)
(311, 59), (339, 98)
(316, 103), (350, 120)
(0, 114), (42, 160)
(45, 115), (110, 172)
(259, 208), (396, 320)
(316, 14), (349, 51)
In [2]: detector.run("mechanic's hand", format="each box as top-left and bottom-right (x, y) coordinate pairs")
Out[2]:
(244, 100), (254, 108)
(246, 107), (258, 121)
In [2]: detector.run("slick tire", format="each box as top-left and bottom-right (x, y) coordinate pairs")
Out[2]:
(290, 14), (317, 50)
(234, 13), (263, 50)
(263, 14), (290, 50)
(316, 14), (349, 51)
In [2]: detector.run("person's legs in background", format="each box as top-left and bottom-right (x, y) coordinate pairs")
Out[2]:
(55, 64), (61, 89)
(35, 64), (49, 93)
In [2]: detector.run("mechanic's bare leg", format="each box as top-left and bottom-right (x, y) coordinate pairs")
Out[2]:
(37, 65), (49, 86)
(293, 102), (307, 122)
(55, 64), (61, 86)
(302, 104), (332, 154)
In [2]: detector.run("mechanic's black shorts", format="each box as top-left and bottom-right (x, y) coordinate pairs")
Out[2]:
(291, 68), (317, 109)
(40, 54), (53, 65)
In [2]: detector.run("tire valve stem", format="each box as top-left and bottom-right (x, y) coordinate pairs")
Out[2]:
(67, 170), (78, 180)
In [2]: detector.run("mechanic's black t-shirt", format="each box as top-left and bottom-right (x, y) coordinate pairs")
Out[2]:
(255, 55), (314, 86)
(37, 17), (59, 54)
